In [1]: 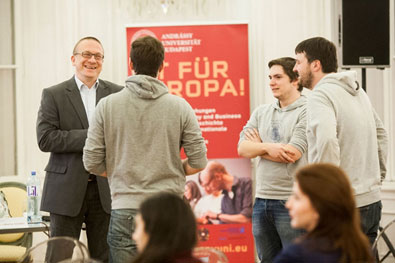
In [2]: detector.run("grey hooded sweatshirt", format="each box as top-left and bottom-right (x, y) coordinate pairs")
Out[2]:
(83, 75), (207, 209)
(307, 71), (388, 207)
(239, 95), (308, 200)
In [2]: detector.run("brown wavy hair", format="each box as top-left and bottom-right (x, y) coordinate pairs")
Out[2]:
(185, 180), (202, 203)
(296, 163), (373, 263)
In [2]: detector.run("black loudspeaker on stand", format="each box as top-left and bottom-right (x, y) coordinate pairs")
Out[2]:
(340, 0), (390, 92)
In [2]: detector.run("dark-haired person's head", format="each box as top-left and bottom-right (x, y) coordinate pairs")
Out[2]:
(132, 192), (198, 263)
(291, 164), (356, 233)
(286, 163), (373, 263)
(293, 37), (337, 90)
(268, 57), (303, 93)
(268, 57), (299, 81)
(129, 36), (164, 77)
(184, 180), (202, 203)
(295, 37), (337, 73)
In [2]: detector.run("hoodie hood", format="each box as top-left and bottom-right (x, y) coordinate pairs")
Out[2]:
(316, 71), (360, 96)
(272, 94), (307, 112)
(125, 75), (168, 99)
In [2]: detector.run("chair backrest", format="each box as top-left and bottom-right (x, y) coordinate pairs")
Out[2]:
(19, 236), (91, 263)
(0, 181), (27, 243)
(0, 181), (27, 217)
(193, 247), (229, 263)
(373, 218), (395, 263)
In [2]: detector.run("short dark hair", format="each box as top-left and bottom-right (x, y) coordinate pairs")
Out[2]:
(132, 192), (197, 263)
(72, 36), (103, 55)
(130, 36), (164, 77)
(295, 37), (338, 73)
(268, 57), (303, 92)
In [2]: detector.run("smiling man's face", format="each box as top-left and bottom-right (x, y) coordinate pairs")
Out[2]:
(72, 39), (103, 85)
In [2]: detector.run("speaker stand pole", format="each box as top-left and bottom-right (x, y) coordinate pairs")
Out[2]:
(361, 68), (366, 92)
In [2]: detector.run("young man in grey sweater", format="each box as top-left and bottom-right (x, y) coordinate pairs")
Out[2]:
(293, 37), (388, 244)
(238, 57), (307, 262)
(83, 36), (207, 263)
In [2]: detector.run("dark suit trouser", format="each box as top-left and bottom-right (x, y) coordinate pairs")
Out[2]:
(48, 180), (110, 262)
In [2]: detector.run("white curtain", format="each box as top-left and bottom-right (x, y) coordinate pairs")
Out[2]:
(10, 0), (393, 182)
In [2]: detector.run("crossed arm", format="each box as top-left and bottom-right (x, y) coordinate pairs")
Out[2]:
(238, 128), (302, 163)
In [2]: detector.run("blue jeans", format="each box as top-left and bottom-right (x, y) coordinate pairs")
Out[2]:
(252, 198), (304, 263)
(108, 209), (138, 263)
(359, 201), (382, 245)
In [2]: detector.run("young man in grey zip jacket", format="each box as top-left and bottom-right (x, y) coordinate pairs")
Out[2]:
(238, 57), (307, 262)
(294, 37), (388, 244)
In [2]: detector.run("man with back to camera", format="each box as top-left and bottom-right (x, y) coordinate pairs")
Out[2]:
(237, 57), (307, 262)
(293, 37), (388, 244)
(36, 36), (122, 262)
(83, 35), (208, 263)
(199, 161), (252, 224)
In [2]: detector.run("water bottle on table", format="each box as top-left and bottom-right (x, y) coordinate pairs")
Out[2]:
(27, 171), (42, 223)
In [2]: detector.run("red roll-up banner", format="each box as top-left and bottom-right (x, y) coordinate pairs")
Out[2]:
(126, 23), (254, 263)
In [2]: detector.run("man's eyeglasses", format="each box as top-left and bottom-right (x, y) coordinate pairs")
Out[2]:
(74, 51), (104, 61)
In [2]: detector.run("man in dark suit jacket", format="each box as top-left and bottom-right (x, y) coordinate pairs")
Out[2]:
(36, 36), (122, 262)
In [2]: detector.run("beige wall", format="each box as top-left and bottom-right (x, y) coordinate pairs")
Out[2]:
(0, 0), (16, 175)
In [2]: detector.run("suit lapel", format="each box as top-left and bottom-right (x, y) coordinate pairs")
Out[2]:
(65, 77), (89, 129)
(96, 80), (110, 104)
